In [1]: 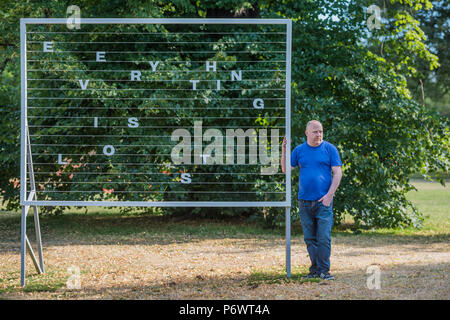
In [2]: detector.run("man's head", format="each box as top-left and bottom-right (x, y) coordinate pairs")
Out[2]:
(305, 120), (323, 147)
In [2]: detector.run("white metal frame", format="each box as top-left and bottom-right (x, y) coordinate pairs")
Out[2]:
(20, 18), (292, 286)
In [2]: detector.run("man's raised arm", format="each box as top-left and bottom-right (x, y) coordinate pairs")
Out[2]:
(281, 136), (294, 173)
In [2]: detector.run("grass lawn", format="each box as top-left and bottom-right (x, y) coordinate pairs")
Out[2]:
(332, 179), (449, 238)
(405, 180), (449, 234)
(0, 180), (448, 299)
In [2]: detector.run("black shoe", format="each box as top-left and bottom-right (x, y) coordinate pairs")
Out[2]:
(319, 273), (335, 280)
(302, 272), (320, 279)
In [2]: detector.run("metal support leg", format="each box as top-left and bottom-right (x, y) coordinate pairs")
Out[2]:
(286, 206), (291, 278)
(20, 206), (27, 287)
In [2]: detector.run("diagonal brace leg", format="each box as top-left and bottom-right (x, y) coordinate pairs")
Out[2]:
(21, 126), (45, 286)
(21, 203), (45, 287)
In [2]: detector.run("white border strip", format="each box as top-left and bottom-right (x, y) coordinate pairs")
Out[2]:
(20, 20), (27, 204)
(285, 20), (292, 205)
(21, 18), (290, 24)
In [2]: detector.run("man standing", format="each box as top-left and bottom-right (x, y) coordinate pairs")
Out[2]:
(281, 120), (342, 280)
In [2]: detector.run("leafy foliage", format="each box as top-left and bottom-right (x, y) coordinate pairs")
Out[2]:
(0, 0), (448, 229)
(412, 1), (450, 117)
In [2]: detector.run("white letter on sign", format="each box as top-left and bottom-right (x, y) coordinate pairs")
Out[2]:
(131, 71), (141, 81)
(96, 52), (106, 62)
(149, 61), (160, 71)
(253, 99), (264, 109)
(190, 80), (200, 90)
(206, 61), (216, 72)
(78, 80), (89, 90)
(58, 154), (67, 164)
(103, 145), (115, 156)
(43, 42), (53, 52)
(128, 117), (139, 128)
(180, 173), (191, 184)
(231, 70), (242, 81)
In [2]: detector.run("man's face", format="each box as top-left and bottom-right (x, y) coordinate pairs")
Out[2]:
(305, 122), (323, 146)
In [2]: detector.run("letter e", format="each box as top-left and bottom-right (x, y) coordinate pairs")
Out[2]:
(96, 51), (106, 62)
(43, 42), (53, 52)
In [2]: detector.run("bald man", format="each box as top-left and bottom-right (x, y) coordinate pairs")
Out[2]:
(282, 120), (342, 280)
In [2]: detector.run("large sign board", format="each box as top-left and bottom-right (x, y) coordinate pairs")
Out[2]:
(20, 18), (292, 208)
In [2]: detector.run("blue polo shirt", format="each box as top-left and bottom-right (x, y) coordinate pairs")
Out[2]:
(291, 140), (342, 201)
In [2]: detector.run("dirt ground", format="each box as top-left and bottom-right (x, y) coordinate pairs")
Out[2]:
(1, 227), (448, 300)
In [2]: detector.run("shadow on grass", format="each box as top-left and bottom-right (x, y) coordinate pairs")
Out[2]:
(0, 212), (448, 250)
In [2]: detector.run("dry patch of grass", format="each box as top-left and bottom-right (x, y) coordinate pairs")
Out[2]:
(0, 181), (448, 299)
(0, 218), (448, 300)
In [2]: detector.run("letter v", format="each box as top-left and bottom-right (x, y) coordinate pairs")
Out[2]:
(79, 79), (89, 90)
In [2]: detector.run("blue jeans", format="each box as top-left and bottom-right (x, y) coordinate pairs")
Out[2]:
(298, 199), (334, 275)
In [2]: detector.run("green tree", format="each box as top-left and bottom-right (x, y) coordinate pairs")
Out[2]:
(413, 1), (450, 117)
(0, 0), (448, 229)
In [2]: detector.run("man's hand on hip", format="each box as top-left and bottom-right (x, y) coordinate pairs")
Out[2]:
(318, 193), (333, 207)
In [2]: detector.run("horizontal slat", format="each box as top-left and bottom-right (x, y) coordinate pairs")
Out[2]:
(21, 18), (291, 25)
(22, 200), (291, 207)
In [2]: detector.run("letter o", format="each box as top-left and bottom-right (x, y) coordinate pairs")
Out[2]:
(103, 145), (115, 156)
